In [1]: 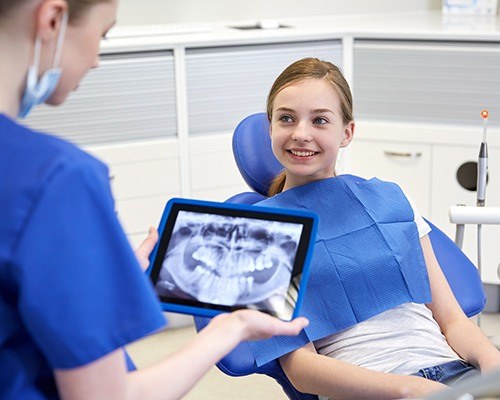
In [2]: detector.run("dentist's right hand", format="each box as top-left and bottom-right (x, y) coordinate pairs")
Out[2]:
(205, 309), (309, 341)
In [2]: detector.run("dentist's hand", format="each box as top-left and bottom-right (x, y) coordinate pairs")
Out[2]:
(135, 227), (159, 271)
(206, 309), (309, 342)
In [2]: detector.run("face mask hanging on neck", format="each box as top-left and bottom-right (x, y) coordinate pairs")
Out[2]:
(18, 12), (68, 119)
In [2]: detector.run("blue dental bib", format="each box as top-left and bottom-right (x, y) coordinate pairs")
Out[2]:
(248, 175), (431, 366)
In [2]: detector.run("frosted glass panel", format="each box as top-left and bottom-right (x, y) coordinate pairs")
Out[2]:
(24, 52), (177, 145)
(353, 40), (500, 127)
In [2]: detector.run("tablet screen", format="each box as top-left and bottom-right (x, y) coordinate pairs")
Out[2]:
(148, 198), (317, 320)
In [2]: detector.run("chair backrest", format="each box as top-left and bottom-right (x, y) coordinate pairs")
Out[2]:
(194, 112), (486, 400)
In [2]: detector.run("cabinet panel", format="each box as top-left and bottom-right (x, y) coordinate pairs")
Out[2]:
(116, 195), (171, 236)
(87, 139), (181, 239)
(87, 139), (181, 200)
(189, 133), (248, 200)
(353, 40), (500, 127)
(186, 40), (343, 135)
(110, 159), (179, 200)
(24, 52), (177, 145)
(431, 144), (500, 284)
(349, 140), (431, 216)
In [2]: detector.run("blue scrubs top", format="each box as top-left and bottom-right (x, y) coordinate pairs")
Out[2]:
(0, 114), (166, 399)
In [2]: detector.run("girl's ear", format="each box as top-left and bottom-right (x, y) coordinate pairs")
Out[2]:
(340, 121), (355, 147)
(35, 0), (68, 42)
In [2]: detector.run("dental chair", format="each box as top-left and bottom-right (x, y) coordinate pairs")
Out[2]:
(193, 112), (487, 400)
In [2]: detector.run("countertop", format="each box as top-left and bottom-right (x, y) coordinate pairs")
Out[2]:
(101, 11), (500, 53)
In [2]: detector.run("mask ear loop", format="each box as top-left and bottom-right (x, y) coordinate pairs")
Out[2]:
(30, 11), (68, 79)
(31, 37), (42, 79)
(52, 11), (68, 69)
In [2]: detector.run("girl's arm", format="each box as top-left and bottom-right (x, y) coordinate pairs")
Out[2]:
(54, 310), (309, 400)
(279, 342), (446, 399)
(421, 235), (500, 372)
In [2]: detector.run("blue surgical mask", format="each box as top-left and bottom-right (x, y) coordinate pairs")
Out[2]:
(18, 12), (68, 119)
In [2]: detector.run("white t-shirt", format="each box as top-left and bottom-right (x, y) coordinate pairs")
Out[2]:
(314, 195), (459, 399)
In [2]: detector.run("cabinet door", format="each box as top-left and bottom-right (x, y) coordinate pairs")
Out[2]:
(349, 140), (431, 216)
(189, 133), (249, 201)
(24, 52), (177, 146)
(87, 139), (181, 248)
(431, 144), (500, 284)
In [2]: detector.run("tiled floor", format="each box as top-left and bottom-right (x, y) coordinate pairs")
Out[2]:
(126, 312), (500, 399)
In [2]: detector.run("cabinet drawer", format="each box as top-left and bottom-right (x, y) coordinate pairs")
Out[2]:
(349, 140), (431, 216)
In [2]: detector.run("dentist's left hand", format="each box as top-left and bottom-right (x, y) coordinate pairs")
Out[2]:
(135, 227), (159, 271)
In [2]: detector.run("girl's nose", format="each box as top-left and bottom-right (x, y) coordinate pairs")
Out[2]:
(291, 123), (311, 143)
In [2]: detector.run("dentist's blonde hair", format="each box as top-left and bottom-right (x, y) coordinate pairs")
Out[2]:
(266, 58), (353, 196)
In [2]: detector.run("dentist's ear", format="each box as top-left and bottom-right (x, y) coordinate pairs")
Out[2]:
(36, 0), (68, 42)
(341, 121), (355, 147)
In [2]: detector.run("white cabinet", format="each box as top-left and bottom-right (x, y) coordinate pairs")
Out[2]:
(431, 144), (500, 284)
(349, 140), (432, 217)
(352, 38), (500, 288)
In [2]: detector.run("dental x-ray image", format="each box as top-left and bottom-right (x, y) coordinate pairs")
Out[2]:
(154, 210), (303, 315)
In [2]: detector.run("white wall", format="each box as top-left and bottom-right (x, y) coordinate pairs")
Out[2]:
(117, 0), (441, 25)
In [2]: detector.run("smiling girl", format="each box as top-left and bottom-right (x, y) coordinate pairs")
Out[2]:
(254, 58), (500, 399)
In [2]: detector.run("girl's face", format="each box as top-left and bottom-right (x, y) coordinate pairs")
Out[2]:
(270, 78), (354, 191)
(46, 0), (118, 105)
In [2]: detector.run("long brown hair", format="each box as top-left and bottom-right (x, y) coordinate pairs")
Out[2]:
(266, 58), (353, 197)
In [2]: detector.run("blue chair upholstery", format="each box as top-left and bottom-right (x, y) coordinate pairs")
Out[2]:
(194, 112), (486, 400)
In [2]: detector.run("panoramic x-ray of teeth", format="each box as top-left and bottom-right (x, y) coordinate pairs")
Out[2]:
(155, 211), (303, 310)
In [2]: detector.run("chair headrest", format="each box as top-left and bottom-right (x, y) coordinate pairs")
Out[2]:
(232, 113), (283, 196)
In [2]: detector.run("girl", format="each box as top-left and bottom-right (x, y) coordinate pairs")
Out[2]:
(257, 57), (500, 399)
(0, 1), (308, 399)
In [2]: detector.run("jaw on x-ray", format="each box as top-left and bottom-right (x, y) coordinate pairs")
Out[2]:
(155, 211), (302, 307)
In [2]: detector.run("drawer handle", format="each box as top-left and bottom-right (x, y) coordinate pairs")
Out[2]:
(384, 151), (422, 158)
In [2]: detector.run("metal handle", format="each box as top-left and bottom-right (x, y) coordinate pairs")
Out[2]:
(384, 151), (422, 158)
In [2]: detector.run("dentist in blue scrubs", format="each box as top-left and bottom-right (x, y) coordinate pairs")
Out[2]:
(0, 1), (308, 399)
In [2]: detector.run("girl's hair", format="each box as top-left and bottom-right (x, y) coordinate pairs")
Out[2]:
(266, 58), (353, 197)
(0, 0), (109, 21)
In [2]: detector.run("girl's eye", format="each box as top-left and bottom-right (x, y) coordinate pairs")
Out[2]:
(313, 117), (329, 125)
(279, 115), (294, 123)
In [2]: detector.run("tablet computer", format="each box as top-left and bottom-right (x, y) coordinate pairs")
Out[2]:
(148, 198), (317, 320)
